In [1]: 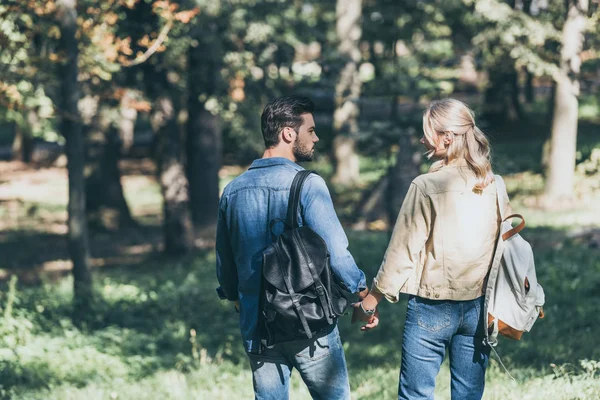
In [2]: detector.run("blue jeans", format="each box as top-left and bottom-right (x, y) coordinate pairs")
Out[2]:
(399, 296), (490, 400)
(246, 325), (351, 400)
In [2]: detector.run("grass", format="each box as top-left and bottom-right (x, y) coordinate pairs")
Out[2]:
(1, 117), (600, 399)
(1, 223), (600, 399)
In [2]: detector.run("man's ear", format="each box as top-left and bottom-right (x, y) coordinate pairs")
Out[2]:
(281, 127), (295, 143)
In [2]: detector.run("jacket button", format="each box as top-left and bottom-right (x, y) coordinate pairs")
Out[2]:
(434, 294), (440, 298)
(426, 292), (431, 297)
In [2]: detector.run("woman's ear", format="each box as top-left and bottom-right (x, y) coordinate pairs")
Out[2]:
(443, 133), (453, 145)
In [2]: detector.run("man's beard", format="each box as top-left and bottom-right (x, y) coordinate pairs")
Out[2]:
(293, 140), (314, 162)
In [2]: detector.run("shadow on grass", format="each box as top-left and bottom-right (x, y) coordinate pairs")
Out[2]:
(0, 224), (165, 284)
(1, 227), (599, 395)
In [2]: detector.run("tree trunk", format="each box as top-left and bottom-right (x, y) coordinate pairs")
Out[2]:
(57, 0), (93, 317)
(510, 71), (524, 119)
(187, 23), (222, 232)
(543, 0), (588, 205)
(331, 0), (362, 186)
(85, 105), (135, 231)
(11, 121), (34, 163)
(483, 2), (523, 123)
(352, 129), (421, 231)
(541, 81), (557, 176)
(524, 71), (535, 104)
(387, 129), (421, 226)
(484, 62), (523, 123)
(523, 0), (535, 105)
(119, 90), (138, 154)
(152, 95), (194, 254)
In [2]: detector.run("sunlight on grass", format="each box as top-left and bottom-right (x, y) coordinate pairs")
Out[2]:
(2, 125), (600, 399)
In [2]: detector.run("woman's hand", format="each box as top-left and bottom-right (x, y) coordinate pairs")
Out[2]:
(351, 303), (380, 331)
(351, 291), (383, 331)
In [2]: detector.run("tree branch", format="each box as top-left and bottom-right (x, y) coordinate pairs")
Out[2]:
(121, 19), (173, 67)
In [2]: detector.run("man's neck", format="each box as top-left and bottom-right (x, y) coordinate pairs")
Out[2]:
(262, 147), (296, 162)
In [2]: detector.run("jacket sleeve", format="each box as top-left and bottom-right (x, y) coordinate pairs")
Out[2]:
(215, 196), (239, 301)
(301, 175), (367, 294)
(372, 182), (432, 303)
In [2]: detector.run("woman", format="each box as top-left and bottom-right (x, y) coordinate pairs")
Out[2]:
(354, 98), (511, 400)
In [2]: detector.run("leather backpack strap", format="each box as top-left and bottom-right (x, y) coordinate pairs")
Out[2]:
(286, 170), (316, 229)
(291, 228), (336, 323)
(273, 244), (313, 339)
(502, 214), (525, 241)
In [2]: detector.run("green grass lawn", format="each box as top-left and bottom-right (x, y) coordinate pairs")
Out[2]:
(1, 224), (600, 399)
(2, 124), (600, 399)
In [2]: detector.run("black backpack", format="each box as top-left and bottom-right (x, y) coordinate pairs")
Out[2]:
(259, 170), (350, 347)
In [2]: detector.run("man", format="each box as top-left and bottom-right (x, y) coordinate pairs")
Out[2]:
(216, 95), (368, 399)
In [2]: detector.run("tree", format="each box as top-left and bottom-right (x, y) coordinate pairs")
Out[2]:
(523, 0), (535, 104)
(152, 91), (195, 254)
(187, 19), (223, 233)
(132, 1), (196, 254)
(469, 0), (559, 123)
(543, 0), (589, 204)
(56, 0), (93, 316)
(386, 130), (422, 225)
(1, 1), (57, 163)
(84, 101), (135, 231)
(331, 0), (363, 186)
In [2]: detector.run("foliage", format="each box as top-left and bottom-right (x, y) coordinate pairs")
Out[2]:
(468, 0), (562, 79)
(361, 0), (468, 99)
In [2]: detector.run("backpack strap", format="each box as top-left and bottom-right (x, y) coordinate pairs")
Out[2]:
(494, 175), (526, 240)
(291, 228), (336, 323)
(273, 244), (313, 339)
(502, 214), (525, 241)
(486, 175), (508, 346)
(287, 170), (335, 326)
(286, 170), (316, 229)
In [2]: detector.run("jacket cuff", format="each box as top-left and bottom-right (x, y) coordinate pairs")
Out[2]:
(371, 279), (401, 303)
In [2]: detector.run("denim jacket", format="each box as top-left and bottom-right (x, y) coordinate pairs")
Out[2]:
(216, 157), (367, 353)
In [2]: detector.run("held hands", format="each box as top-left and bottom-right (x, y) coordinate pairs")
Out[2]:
(351, 291), (382, 331)
(351, 302), (380, 331)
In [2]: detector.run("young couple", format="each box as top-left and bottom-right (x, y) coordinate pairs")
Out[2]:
(216, 95), (511, 400)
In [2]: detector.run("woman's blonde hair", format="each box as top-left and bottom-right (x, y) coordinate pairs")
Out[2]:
(423, 98), (493, 190)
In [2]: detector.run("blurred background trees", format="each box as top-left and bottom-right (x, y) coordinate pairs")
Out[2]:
(1, 2), (600, 398)
(1, 0), (599, 313)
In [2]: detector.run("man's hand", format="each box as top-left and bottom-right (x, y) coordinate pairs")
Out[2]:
(358, 287), (370, 300)
(233, 300), (240, 313)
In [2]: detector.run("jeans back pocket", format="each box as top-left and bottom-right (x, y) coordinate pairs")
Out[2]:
(415, 297), (452, 332)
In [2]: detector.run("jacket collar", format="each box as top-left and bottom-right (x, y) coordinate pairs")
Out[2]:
(444, 158), (469, 168)
(248, 157), (304, 171)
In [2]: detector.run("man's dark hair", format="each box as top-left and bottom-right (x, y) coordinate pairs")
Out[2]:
(261, 96), (315, 148)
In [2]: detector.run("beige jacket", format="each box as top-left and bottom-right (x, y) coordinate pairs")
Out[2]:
(372, 159), (511, 302)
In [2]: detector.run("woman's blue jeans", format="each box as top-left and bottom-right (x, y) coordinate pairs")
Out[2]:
(399, 295), (490, 400)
